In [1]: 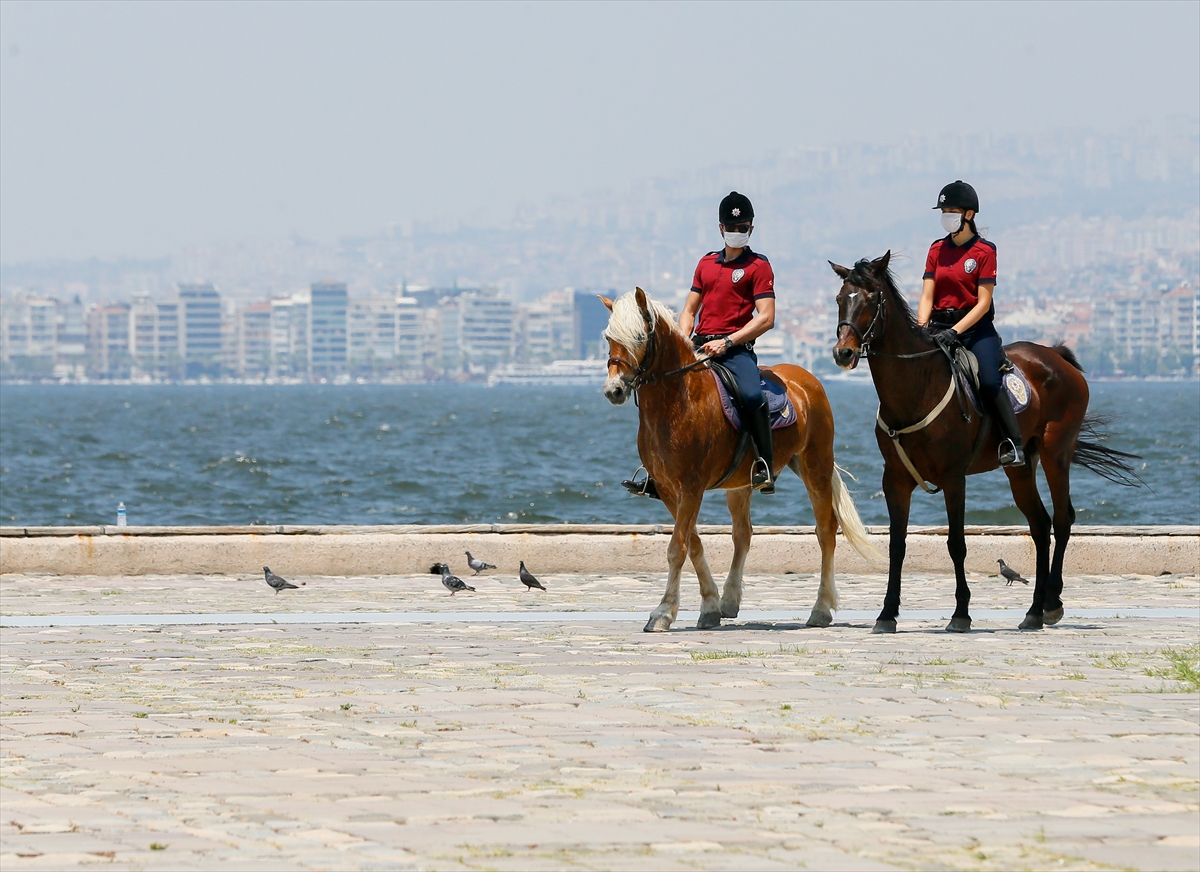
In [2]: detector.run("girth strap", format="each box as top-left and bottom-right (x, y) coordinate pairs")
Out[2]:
(876, 378), (958, 494)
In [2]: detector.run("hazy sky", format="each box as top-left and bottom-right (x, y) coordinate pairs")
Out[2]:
(1, 0), (1197, 264)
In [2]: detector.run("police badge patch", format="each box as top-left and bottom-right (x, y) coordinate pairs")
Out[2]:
(731, 269), (745, 283)
(964, 258), (978, 274)
(1003, 371), (1031, 413)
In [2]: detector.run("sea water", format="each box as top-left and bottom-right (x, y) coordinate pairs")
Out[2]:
(1, 381), (1196, 528)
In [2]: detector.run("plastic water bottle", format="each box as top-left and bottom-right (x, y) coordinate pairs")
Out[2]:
(117, 502), (127, 528)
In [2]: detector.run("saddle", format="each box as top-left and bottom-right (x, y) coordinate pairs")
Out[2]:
(709, 366), (797, 432)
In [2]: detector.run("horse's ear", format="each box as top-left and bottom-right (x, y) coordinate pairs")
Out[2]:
(598, 295), (614, 311)
(828, 261), (851, 280)
(634, 287), (648, 311)
(872, 250), (891, 272)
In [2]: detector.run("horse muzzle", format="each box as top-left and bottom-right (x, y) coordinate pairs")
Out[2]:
(603, 375), (631, 405)
(833, 343), (860, 370)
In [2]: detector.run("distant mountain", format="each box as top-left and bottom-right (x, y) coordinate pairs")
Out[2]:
(3, 125), (1197, 304)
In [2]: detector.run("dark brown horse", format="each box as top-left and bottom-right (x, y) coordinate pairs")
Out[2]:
(831, 252), (1139, 633)
(602, 288), (880, 632)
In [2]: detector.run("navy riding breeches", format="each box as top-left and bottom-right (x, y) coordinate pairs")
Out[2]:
(711, 344), (763, 409)
(957, 322), (1003, 400)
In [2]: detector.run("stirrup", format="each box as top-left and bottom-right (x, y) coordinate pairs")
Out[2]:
(621, 467), (660, 500)
(751, 458), (775, 494)
(998, 438), (1026, 468)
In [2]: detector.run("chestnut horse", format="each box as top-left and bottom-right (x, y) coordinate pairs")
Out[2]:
(602, 288), (879, 633)
(831, 252), (1139, 633)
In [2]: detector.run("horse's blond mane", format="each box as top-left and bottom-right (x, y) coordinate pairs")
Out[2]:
(603, 290), (689, 356)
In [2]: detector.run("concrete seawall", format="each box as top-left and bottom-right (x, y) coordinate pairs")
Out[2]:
(1, 524), (1196, 577)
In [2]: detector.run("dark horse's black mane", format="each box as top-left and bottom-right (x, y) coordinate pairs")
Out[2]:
(848, 258), (932, 342)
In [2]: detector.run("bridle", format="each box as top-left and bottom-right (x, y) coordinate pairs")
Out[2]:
(836, 280), (940, 360)
(606, 307), (711, 392)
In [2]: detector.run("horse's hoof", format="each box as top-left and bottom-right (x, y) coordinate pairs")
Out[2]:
(946, 617), (972, 633)
(872, 619), (897, 634)
(696, 611), (722, 630)
(720, 601), (740, 619)
(806, 609), (833, 628)
(1043, 607), (1064, 626)
(643, 615), (673, 633)
(1018, 614), (1044, 631)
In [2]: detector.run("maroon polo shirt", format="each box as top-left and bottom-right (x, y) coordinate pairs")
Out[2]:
(690, 248), (775, 336)
(924, 234), (997, 312)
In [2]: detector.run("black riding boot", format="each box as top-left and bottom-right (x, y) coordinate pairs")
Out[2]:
(746, 402), (776, 494)
(991, 390), (1026, 467)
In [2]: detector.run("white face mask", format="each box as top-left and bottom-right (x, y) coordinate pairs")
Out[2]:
(723, 230), (751, 249)
(940, 212), (964, 234)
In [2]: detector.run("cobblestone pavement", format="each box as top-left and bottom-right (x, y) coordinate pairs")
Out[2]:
(1, 572), (1197, 871)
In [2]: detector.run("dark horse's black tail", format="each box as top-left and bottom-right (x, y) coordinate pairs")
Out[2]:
(1073, 417), (1145, 487)
(1049, 344), (1145, 488)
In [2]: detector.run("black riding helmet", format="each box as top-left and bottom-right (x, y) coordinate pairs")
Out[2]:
(719, 191), (754, 225)
(934, 180), (979, 213)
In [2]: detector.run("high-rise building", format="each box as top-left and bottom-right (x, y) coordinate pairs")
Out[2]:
(348, 297), (398, 374)
(458, 290), (514, 371)
(270, 292), (310, 377)
(87, 304), (131, 377)
(574, 289), (614, 360)
(310, 281), (348, 378)
(178, 283), (222, 377)
(236, 302), (272, 378)
(396, 297), (423, 376)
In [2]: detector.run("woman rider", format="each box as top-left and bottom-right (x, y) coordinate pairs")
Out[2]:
(919, 180), (1024, 467)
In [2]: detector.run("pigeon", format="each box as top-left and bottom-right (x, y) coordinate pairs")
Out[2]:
(997, 559), (1029, 586)
(263, 566), (298, 594)
(431, 563), (474, 596)
(518, 561), (546, 591)
(465, 551), (496, 575)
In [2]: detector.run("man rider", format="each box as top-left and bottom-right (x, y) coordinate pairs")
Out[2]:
(680, 191), (778, 492)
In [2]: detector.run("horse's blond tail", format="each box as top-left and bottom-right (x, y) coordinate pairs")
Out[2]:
(831, 463), (884, 564)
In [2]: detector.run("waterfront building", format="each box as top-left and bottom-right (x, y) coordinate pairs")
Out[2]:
(348, 296), (398, 375)
(574, 289), (614, 360)
(458, 289), (515, 372)
(310, 281), (348, 378)
(178, 283), (223, 377)
(236, 302), (272, 378)
(396, 297), (423, 376)
(86, 304), (131, 378)
(270, 293), (310, 378)
(1092, 283), (1198, 372)
(128, 295), (160, 378)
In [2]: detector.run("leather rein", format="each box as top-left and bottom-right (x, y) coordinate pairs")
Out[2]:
(607, 308), (711, 392)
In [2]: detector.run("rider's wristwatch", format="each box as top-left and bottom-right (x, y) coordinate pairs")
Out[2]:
(724, 337), (734, 350)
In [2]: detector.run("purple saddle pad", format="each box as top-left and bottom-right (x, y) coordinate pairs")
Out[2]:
(962, 362), (1033, 415)
(710, 369), (797, 431)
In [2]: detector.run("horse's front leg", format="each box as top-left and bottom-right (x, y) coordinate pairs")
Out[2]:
(941, 475), (972, 633)
(720, 487), (753, 619)
(876, 463), (915, 633)
(644, 489), (704, 633)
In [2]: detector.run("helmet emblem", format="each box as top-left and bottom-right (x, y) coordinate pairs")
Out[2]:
(939, 194), (946, 203)
(731, 208), (741, 217)
(964, 258), (977, 274)
(731, 269), (745, 283)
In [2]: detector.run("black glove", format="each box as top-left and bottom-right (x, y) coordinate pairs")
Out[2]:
(932, 328), (961, 350)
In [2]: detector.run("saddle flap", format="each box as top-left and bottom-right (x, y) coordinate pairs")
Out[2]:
(709, 367), (797, 432)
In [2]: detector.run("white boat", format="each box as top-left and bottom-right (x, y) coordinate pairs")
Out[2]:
(487, 359), (608, 387)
